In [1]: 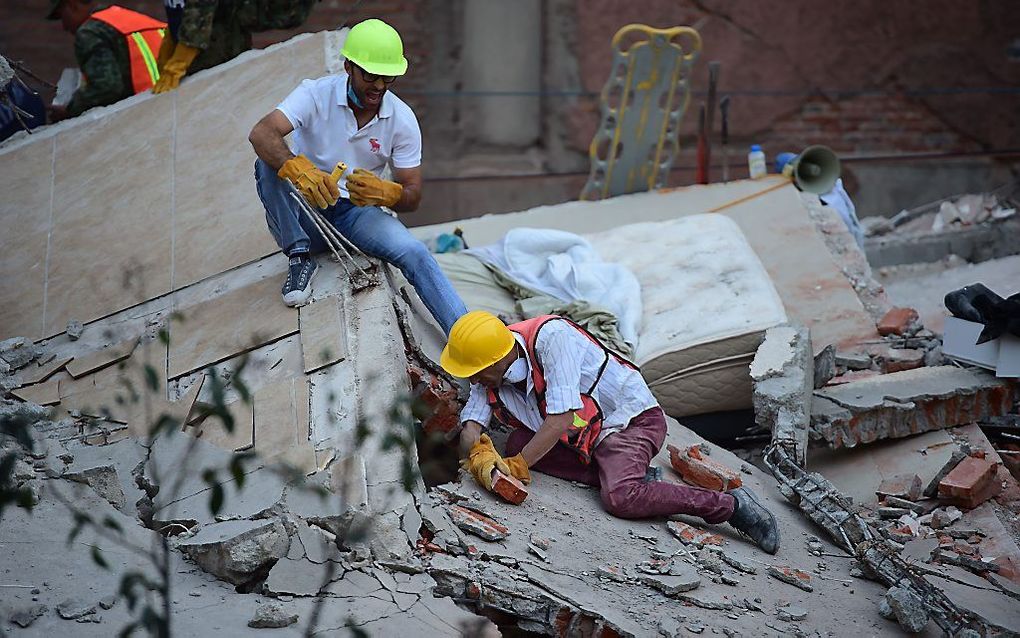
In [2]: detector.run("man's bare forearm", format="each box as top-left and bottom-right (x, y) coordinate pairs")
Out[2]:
(249, 123), (294, 171)
(392, 183), (421, 213)
(459, 420), (483, 459)
(519, 412), (573, 466)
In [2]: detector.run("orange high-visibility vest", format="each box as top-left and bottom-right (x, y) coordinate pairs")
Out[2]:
(89, 6), (166, 93)
(486, 315), (640, 464)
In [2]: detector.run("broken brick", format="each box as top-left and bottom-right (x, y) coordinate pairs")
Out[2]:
(446, 504), (509, 542)
(877, 307), (919, 336)
(667, 521), (724, 547)
(766, 565), (813, 592)
(923, 450), (967, 498)
(992, 555), (1020, 585)
(667, 444), (742, 491)
(491, 470), (528, 505)
(876, 474), (922, 502)
(938, 456), (1001, 509)
(408, 363), (463, 436)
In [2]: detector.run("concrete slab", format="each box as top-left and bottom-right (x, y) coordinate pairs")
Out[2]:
(253, 377), (314, 474)
(299, 295), (347, 374)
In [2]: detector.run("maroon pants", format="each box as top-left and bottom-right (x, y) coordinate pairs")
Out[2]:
(505, 407), (735, 524)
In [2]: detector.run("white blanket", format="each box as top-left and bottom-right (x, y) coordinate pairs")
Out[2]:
(465, 228), (643, 347)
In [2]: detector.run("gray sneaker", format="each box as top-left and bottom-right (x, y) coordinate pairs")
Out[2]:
(281, 255), (317, 307)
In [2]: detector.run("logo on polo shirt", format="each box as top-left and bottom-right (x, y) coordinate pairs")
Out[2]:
(369, 137), (380, 153)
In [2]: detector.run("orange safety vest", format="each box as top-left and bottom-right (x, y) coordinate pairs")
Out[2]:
(89, 6), (166, 94)
(487, 315), (640, 464)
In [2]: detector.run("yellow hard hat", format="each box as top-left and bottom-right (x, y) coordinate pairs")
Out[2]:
(341, 18), (408, 77)
(440, 311), (515, 378)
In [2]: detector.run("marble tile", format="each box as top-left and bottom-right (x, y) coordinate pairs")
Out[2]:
(171, 33), (325, 289)
(167, 275), (299, 378)
(253, 376), (314, 474)
(65, 337), (139, 378)
(17, 355), (72, 386)
(12, 379), (61, 406)
(299, 294), (347, 373)
(47, 96), (175, 336)
(0, 139), (53, 340)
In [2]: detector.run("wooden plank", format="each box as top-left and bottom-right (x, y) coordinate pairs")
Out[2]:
(66, 337), (139, 378)
(299, 295), (347, 374)
(253, 377), (314, 474)
(168, 277), (300, 378)
(12, 379), (61, 406)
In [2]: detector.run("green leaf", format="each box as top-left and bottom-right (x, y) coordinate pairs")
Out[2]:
(158, 328), (170, 345)
(68, 512), (91, 544)
(102, 516), (123, 533)
(144, 364), (160, 392)
(208, 483), (224, 517)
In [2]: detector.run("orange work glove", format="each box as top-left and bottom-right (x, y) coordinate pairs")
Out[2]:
(152, 42), (199, 94)
(278, 155), (340, 209)
(346, 168), (403, 208)
(460, 434), (510, 491)
(503, 454), (531, 485)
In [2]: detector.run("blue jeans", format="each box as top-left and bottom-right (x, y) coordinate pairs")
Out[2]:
(254, 159), (467, 334)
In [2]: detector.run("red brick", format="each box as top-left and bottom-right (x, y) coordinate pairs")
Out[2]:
(491, 470), (528, 505)
(667, 444), (742, 491)
(877, 307), (920, 336)
(447, 505), (509, 541)
(993, 555), (1020, 585)
(667, 520), (724, 547)
(938, 456), (1001, 509)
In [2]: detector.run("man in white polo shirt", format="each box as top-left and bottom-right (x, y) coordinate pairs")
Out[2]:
(247, 18), (467, 334)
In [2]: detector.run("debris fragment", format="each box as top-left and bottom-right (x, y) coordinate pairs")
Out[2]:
(9, 604), (47, 628)
(176, 519), (290, 585)
(446, 504), (509, 542)
(55, 598), (96, 620)
(667, 443), (742, 491)
(66, 319), (84, 340)
(776, 606), (808, 622)
(923, 450), (966, 498)
(0, 336), (39, 370)
(667, 520), (724, 547)
(877, 307), (919, 336)
(767, 565), (813, 592)
(876, 473), (922, 501)
(248, 603), (298, 629)
(639, 570), (701, 595)
(596, 564), (628, 582)
(884, 585), (930, 633)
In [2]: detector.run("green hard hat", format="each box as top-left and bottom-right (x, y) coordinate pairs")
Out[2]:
(340, 19), (408, 77)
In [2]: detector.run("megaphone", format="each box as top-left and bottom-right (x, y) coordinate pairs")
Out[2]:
(777, 145), (840, 195)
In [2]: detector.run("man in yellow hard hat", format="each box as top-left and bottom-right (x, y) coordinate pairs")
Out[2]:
(248, 19), (466, 332)
(441, 311), (781, 554)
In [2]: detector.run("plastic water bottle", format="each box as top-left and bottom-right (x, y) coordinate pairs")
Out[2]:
(748, 144), (767, 179)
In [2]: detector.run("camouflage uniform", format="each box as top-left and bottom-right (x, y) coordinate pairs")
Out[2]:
(177, 0), (317, 73)
(67, 15), (134, 117)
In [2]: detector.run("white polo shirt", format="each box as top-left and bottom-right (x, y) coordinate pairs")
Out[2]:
(275, 72), (422, 198)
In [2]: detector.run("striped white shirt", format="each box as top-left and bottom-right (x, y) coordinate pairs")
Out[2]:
(460, 319), (659, 444)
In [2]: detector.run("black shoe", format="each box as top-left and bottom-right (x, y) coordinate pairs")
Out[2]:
(282, 254), (317, 307)
(728, 486), (780, 554)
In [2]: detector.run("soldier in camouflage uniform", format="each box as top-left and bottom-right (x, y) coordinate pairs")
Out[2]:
(154, 0), (317, 93)
(46, 0), (165, 120)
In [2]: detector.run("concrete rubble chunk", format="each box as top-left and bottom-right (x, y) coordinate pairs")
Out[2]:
(884, 348), (925, 373)
(446, 504), (508, 541)
(63, 464), (126, 511)
(55, 598), (96, 620)
(876, 473), (922, 502)
(9, 604), (48, 628)
(810, 366), (1015, 448)
(0, 337), (39, 370)
(66, 320), (84, 340)
(750, 323), (813, 465)
(813, 344), (836, 389)
(264, 556), (327, 596)
(777, 606), (808, 621)
(667, 443), (742, 491)
(835, 351), (872, 371)
(176, 519), (290, 585)
(248, 603), (298, 629)
(639, 569), (701, 595)
(885, 585), (930, 633)
(923, 449), (966, 498)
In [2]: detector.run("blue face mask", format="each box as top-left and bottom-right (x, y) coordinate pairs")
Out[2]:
(503, 357), (529, 384)
(347, 79), (364, 109)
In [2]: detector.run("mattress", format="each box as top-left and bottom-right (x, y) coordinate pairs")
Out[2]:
(585, 214), (787, 417)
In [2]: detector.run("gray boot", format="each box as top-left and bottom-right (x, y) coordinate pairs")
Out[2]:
(727, 486), (780, 554)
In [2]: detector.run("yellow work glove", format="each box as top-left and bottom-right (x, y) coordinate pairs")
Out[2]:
(152, 42), (200, 94)
(503, 454), (531, 485)
(278, 155), (340, 209)
(460, 434), (510, 491)
(156, 34), (176, 69)
(346, 168), (403, 208)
